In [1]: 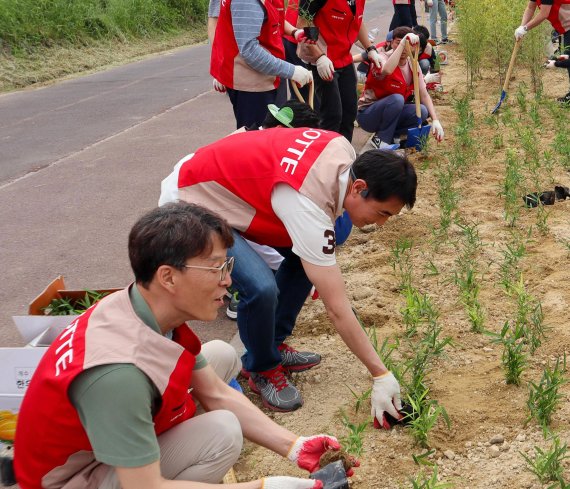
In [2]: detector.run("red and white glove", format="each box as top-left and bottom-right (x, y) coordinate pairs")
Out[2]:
(368, 49), (382, 69)
(402, 33), (420, 46)
(293, 29), (317, 45)
(292, 66), (313, 87)
(426, 0), (433, 6)
(431, 119), (444, 141)
(545, 60), (556, 69)
(287, 435), (340, 473)
(371, 372), (402, 430)
(262, 477), (323, 489)
(212, 78), (226, 93)
(316, 55), (334, 81)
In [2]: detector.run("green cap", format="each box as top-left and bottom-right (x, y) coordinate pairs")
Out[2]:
(267, 104), (294, 128)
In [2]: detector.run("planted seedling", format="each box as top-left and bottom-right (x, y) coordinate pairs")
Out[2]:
(346, 385), (371, 414)
(43, 290), (109, 316)
(339, 412), (368, 457)
(406, 390), (450, 448)
(526, 355), (567, 432)
(489, 321), (527, 385)
(408, 465), (454, 488)
(521, 435), (569, 484)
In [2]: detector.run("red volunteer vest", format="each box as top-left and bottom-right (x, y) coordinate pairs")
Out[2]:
(363, 62), (414, 101)
(211, 0), (286, 90)
(177, 127), (348, 247)
(314, 0), (365, 68)
(15, 288), (201, 489)
(536, 0), (570, 34)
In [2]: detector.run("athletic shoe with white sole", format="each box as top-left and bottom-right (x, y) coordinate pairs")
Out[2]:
(248, 365), (303, 412)
(226, 291), (238, 320)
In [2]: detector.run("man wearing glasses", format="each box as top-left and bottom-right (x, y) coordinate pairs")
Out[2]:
(15, 203), (350, 489)
(159, 127), (417, 429)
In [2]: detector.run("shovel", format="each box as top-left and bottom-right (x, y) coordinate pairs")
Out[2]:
(491, 38), (522, 114)
(406, 42), (431, 150)
(292, 79), (315, 109)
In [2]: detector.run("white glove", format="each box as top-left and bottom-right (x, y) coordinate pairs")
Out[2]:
(293, 29), (317, 45)
(431, 119), (444, 141)
(262, 477), (323, 489)
(368, 49), (382, 69)
(427, 0), (433, 6)
(514, 25), (528, 40)
(545, 60), (556, 69)
(316, 55), (334, 81)
(292, 65), (313, 87)
(371, 372), (401, 428)
(560, 54), (570, 60)
(402, 33), (420, 46)
(212, 78), (226, 93)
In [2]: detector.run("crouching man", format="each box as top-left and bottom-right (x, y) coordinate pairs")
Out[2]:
(14, 202), (348, 489)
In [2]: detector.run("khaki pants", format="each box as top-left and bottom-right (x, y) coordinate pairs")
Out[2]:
(99, 340), (242, 488)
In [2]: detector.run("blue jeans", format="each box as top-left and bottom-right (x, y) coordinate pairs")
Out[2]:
(228, 231), (313, 372)
(356, 93), (428, 143)
(429, 0), (448, 41)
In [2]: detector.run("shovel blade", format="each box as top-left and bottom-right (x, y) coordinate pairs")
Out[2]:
(406, 125), (431, 150)
(492, 90), (507, 114)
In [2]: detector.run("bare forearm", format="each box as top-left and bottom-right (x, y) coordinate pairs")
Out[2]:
(382, 46), (403, 75)
(357, 22), (373, 50)
(525, 6), (550, 30)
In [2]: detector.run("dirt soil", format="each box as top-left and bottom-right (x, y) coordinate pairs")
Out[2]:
(233, 26), (570, 489)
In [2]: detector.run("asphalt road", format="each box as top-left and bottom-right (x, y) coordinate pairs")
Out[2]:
(0, 0), (393, 347)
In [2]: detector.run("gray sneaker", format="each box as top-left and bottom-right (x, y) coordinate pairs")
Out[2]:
(248, 366), (303, 412)
(278, 343), (321, 372)
(226, 291), (238, 320)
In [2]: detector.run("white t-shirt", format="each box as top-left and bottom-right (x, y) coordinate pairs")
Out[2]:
(159, 156), (349, 267)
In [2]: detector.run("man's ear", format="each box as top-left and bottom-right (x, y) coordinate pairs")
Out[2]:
(155, 265), (176, 292)
(352, 178), (369, 196)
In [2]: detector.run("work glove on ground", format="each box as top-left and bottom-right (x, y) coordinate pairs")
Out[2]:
(262, 477), (323, 489)
(402, 33), (420, 46)
(293, 29), (317, 45)
(292, 66), (313, 87)
(371, 371), (402, 430)
(212, 78), (226, 93)
(431, 119), (444, 141)
(514, 25), (528, 40)
(287, 435), (341, 473)
(316, 55), (334, 81)
(368, 49), (382, 69)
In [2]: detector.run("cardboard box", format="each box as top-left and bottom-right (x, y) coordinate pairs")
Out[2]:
(12, 276), (121, 344)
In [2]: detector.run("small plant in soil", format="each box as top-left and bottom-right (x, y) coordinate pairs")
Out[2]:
(526, 355), (567, 432)
(499, 236), (526, 293)
(490, 320), (527, 385)
(408, 465), (454, 488)
(391, 238), (414, 291)
(405, 389), (450, 448)
(346, 385), (371, 415)
(501, 149), (524, 226)
(521, 434), (570, 484)
(339, 412), (368, 457)
(516, 83), (528, 113)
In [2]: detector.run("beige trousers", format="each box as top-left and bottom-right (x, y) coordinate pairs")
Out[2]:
(99, 340), (242, 488)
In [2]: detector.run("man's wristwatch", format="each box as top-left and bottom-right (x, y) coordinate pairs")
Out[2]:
(366, 45), (378, 53)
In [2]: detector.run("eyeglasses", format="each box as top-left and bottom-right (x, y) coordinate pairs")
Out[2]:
(183, 256), (234, 282)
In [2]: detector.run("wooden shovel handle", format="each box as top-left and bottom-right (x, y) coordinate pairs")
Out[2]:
(406, 41), (422, 122)
(502, 38), (522, 92)
(292, 80), (314, 110)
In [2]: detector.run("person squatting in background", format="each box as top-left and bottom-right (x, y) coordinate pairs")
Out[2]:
(515, 0), (570, 103)
(355, 27), (444, 148)
(295, 0), (381, 142)
(210, 0), (316, 128)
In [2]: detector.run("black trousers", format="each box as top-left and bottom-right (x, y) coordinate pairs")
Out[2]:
(310, 63), (357, 142)
(389, 3), (413, 30)
(226, 88), (277, 129)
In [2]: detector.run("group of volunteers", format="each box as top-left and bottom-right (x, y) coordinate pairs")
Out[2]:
(12, 0), (569, 488)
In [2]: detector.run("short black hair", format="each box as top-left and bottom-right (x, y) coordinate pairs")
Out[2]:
(262, 99), (321, 129)
(416, 32), (427, 50)
(351, 149), (417, 208)
(129, 202), (234, 287)
(413, 25), (430, 41)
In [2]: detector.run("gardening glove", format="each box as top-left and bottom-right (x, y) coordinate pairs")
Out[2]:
(514, 25), (528, 40)
(292, 65), (313, 87)
(371, 371), (402, 430)
(367, 48), (382, 69)
(427, 0), (433, 6)
(262, 477), (323, 489)
(545, 60), (556, 69)
(431, 119), (444, 141)
(212, 78), (226, 93)
(293, 29), (317, 45)
(287, 435), (341, 473)
(402, 33), (420, 46)
(316, 55), (335, 81)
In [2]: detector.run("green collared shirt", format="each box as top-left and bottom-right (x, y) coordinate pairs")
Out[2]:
(68, 284), (207, 467)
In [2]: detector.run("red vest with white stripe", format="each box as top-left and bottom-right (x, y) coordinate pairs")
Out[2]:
(176, 127), (353, 247)
(362, 63), (414, 102)
(211, 0), (286, 90)
(14, 288), (201, 489)
(314, 0), (365, 68)
(537, 0), (570, 34)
